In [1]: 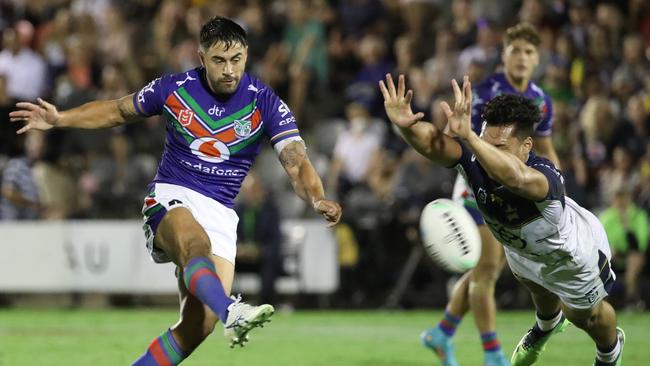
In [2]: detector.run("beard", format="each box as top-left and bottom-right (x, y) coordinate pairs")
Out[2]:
(210, 77), (240, 95)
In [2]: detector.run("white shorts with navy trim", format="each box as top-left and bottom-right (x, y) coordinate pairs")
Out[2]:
(142, 183), (239, 265)
(505, 213), (615, 310)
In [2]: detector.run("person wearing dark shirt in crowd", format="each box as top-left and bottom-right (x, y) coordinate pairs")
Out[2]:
(236, 172), (283, 305)
(0, 75), (16, 156)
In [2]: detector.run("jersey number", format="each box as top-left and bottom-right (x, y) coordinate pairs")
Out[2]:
(486, 219), (527, 250)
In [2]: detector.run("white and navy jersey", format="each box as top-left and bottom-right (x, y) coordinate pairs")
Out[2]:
(453, 140), (599, 264)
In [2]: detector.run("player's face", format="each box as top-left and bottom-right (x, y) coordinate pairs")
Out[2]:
(199, 41), (248, 95)
(502, 39), (539, 84)
(480, 124), (533, 161)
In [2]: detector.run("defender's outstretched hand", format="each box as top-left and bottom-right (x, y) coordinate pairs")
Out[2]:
(9, 98), (60, 134)
(379, 74), (425, 128)
(313, 199), (342, 228)
(440, 76), (473, 140)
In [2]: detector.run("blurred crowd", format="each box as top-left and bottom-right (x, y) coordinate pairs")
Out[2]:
(1, 0), (650, 309)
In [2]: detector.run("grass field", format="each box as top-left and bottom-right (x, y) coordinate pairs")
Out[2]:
(1, 309), (649, 365)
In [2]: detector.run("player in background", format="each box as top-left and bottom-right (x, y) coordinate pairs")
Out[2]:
(420, 23), (558, 366)
(381, 73), (624, 366)
(10, 16), (342, 365)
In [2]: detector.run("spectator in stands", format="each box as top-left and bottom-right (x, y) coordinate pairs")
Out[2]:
(579, 95), (615, 168)
(564, 0), (590, 56)
(423, 28), (460, 96)
(345, 34), (391, 119)
(31, 146), (80, 220)
(0, 131), (45, 220)
(238, 2), (279, 76)
(283, 0), (328, 122)
(585, 25), (618, 89)
(329, 101), (383, 200)
(540, 59), (575, 104)
(518, 0), (547, 28)
(600, 187), (648, 311)
(595, 2), (624, 51)
(448, 0), (477, 51)
(457, 19), (501, 77)
(39, 8), (72, 82)
(399, 0), (437, 41)
(0, 20), (47, 101)
(615, 34), (649, 90)
(392, 35), (416, 78)
(337, 0), (384, 40)
(636, 147), (650, 213)
(392, 148), (455, 224)
(600, 146), (640, 207)
(608, 95), (649, 161)
(0, 74), (16, 156)
(85, 132), (154, 218)
(235, 172), (283, 305)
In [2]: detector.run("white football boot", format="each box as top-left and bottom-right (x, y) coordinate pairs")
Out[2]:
(223, 294), (275, 348)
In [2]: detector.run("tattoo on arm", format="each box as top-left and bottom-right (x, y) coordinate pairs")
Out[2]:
(279, 141), (307, 169)
(117, 94), (140, 121)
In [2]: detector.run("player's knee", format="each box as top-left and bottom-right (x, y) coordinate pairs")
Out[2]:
(565, 307), (599, 330)
(568, 312), (596, 330)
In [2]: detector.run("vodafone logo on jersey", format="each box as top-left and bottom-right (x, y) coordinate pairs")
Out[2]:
(189, 137), (231, 163)
(179, 109), (194, 127)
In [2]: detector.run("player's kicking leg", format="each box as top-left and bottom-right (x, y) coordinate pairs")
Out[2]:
(422, 225), (509, 366)
(132, 207), (273, 365)
(511, 278), (570, 366)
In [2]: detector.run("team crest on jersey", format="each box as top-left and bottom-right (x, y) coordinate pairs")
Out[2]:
(234, 119), (252, 138)
(179, 109), (194, 127)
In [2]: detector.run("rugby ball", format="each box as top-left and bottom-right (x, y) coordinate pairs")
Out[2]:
(420, 198), (481, 273)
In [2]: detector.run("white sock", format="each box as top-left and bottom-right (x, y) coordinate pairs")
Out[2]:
(536, 311), (562, 332)
(596, 338), (621, 363)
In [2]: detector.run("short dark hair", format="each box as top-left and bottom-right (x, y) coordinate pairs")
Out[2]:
(504, 23), (541, 47)
(199, 16), (247, 51)
(482, 94), (541, 139)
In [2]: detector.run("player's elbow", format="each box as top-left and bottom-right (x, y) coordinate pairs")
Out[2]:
(424, 130), (443, 157)
(501, 170), (526, 191)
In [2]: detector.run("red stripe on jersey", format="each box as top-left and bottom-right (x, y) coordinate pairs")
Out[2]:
(250, 109), (261, 128)
(166, 94), (210, 138)
(215, 128), (237, 143)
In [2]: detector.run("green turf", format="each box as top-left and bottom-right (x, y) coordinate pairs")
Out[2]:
(0, 309), (648, 365)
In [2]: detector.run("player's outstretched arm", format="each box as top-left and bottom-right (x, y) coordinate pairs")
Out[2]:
(444, 76), (549, 201)
(379, 74), (461, 166)
(9, 94), (141, 134)
(279, 141), (342, 227)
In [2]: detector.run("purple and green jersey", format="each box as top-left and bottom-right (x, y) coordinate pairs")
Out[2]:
(133, 68), (301, 208)
(471, 73), (553, 136)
